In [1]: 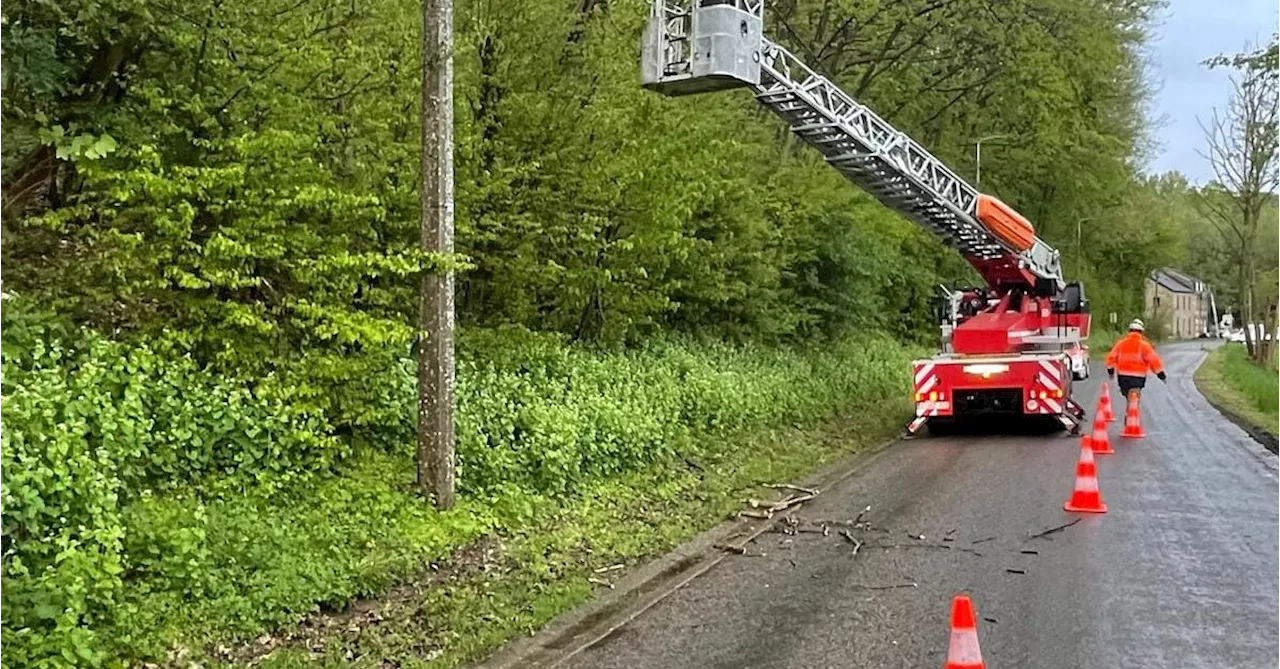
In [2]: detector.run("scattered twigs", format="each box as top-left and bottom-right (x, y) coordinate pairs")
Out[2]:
(765, 483), (819, 496)
(748, 493), (818, 513)
(850, 582), (918, 590)
(593, 564), (624, 574)
(740, 490), (820, 520)
(869, 542), (982, 557)
(838, 529), (864, 556)
(799, 517), (874, 529)
(970, 536), (997, 545)
(713, 543), (747, 555)
(588, 577), (615, 588)
(712, 542), (765, 557)
(1026, 518), (1081, 541)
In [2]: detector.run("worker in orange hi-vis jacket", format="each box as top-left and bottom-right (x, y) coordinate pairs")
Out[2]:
(1105, 319), (1167, 412)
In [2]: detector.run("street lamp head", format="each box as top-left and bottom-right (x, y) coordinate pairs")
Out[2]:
(972, 134), (1014, 188)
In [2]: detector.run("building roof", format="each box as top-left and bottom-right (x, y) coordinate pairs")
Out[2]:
(1149, 267), (1205, 294)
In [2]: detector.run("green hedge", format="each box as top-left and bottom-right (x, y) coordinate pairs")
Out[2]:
(1, 318), (915, 665)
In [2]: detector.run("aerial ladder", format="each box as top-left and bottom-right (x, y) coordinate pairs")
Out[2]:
(641, 0), (1092, 434)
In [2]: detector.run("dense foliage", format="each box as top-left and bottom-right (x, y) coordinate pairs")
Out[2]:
(1, 311), (913, 663)
(4, 0), (1249, 664)
(3, 0), (1167, 354)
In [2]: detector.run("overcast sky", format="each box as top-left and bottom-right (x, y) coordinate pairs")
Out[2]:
(1144, 0), (1278, 184)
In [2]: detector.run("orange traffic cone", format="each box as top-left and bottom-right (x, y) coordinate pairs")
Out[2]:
(1089, 402), (1113, 455)
(1064, 441), (1107, 513)
(945, 594), (985, 669)
(1120, 390), (1146, 439)
(1099, 383), (1116, 424)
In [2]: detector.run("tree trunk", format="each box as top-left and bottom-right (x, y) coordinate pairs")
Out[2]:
(1238, 256), (1257, 359)
(1259, 304), (1277, 367)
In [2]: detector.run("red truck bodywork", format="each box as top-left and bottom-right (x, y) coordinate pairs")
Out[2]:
(906, 290), (1092, 434)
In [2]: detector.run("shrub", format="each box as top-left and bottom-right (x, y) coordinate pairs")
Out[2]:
(452, 330), (912, 494)
(2, 313), (342, 666)
(2, 317), (916, 665)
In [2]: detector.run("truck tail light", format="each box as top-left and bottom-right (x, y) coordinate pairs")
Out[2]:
(916, 391), (946, 402)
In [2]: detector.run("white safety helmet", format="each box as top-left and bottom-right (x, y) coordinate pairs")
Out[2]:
(1128, 318), (1145, 332)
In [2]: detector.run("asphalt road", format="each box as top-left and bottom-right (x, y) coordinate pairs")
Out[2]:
(563, 343), (1279, 669)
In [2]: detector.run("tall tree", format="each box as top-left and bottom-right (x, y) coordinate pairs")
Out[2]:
(1196, 37), (1279, 363)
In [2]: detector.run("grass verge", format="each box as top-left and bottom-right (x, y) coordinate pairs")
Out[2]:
(1088, 329), (1124, 360)
(1194, 343), (1278, 445)
(213, 404), (907, 668)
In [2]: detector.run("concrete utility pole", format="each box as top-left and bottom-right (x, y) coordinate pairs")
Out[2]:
(418, 0), (456, 509)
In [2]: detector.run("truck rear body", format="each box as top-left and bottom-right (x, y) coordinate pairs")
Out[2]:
(908, 352), (1084, 433)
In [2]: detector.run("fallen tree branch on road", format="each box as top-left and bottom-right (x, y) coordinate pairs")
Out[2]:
(764, 483), (819, 496)
(713, 543), (747, 555)
(1026, 518), (1081, 541)
(740, 491), (820, 520)
(850, 582), (917, 590)
(869, 543), (983, 557)
(839, 529), (864, 556)
(748, 493), (818, 513)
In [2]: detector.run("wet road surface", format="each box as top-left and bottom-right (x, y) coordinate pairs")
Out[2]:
(563, 343), (1278, 669)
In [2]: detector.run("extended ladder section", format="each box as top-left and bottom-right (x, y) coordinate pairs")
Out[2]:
(641, 0), (1063, 289)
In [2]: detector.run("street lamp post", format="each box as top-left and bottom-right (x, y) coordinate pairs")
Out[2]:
(1075, 216), (1094, 277)
(973, 133), (1011, 188)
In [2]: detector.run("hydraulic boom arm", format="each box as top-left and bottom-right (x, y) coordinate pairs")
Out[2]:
(640, 0), (1063, 291)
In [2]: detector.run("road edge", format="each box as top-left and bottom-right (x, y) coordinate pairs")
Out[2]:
(1191, 345), (1279, 454)
(470, 432), (904, 669)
